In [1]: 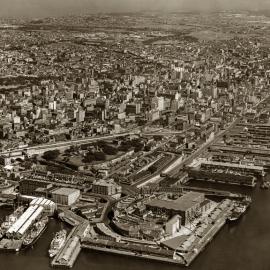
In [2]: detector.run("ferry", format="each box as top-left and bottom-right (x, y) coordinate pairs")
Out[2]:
(22, 216), (49, 248)
(48, 229), (67, 258)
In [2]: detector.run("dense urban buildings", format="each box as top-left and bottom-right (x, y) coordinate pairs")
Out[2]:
(0, 6), (269, 270)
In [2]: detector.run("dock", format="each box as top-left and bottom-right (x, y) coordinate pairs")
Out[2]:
(51, 235), (81, 269)
(81, 243), (185, 266)
(51, 220), (89, 268)
(81, 200), (233, 268)
(158, 186), (245, 199)
(58, 210), (86, 226)
(183, 216), (227, 266)
(182, 186), (245, 199)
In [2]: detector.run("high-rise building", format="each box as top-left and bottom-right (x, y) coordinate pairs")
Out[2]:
(76, 110), (85, 123)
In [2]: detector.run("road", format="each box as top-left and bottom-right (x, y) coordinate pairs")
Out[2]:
(134, 119), (239, 189)
(167, 118), (240, 177)
(107, 136), (174, 180)
(166, 95), (270, 178)
(0, 131), (138, 155)
(132, 153), (177, 188)
(0, 127), (175, 156)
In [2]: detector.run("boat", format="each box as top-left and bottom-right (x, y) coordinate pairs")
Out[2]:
(228, 204), (247, 222)
(242, 196), (252, 207)
(228, 198), (251, 222)
(22, 216), (49, 248)
(0, 206), (24, 238)
(48, 229), (67, 258)
(260, 181), (270, 190)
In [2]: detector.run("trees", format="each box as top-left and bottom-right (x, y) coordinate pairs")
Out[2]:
(102, 145), (118, 155)
(94, 152), (106, 161)
(43, 150), (60, 160)
(118, 143), (131, 152)
(130, 139), (144, 152)
(83, 151), (106, 163)
(134, 144), (144, 152)
(153, 135), (163, 141)
(83, 153), (95, 163)
(81, 143), (92, 150)
(144, 145), (151, 152)
(148, 166), (157, 174)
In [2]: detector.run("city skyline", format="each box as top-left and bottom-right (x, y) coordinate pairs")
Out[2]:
(0, 0), (270, 18)
(0, 2), (270, 270)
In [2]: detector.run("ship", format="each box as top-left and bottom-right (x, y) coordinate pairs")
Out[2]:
(22, 216), (49, 248)
(0, 206), (24, 238)
(260, 181), (270, 190)
(228, 204), (247, 222)
(48, 229), (67, 258)
(228, 197), (251, 222)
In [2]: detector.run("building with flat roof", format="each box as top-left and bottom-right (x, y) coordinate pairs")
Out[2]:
(19, 179), (53, 196)
(146, 192), (205, 225)
(92, 179), (122, 198)
(51, 188), (80, 206)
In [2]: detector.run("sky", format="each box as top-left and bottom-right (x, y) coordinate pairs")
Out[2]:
(0, 0), (270, 18)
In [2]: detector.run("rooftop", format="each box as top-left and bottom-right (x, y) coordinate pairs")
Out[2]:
(147, 192), (204, 212)
(51, 187), (80, 196)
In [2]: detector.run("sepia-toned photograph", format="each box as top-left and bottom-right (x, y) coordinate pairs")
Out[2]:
(0, 1), (269, 270)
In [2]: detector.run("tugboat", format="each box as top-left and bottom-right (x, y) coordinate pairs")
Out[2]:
(48, 229), (67, 258)
(22, 216), (49, 248)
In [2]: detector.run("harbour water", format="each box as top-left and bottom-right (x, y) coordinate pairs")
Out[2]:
(0, 183), (269, 270)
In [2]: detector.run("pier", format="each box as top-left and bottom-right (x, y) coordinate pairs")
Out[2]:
(158, 186), (245, 199)
(51, 235), (81, 269)
(51, 215), (89, 268)
(58, 210), (86, 226)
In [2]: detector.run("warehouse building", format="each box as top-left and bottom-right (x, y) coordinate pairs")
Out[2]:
(6, 205), (44, 239)
(19, 179), (53, 196)
(30, 197), (56, 216)
(146, 192), (205, 225)
(51, 188), (80, 206)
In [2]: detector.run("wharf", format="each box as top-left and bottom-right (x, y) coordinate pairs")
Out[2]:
(81, 243), (185, 266)
(191, 177), (256, 188)
(58, 210), (86, 226)
(51, 228), (81, 269)
(0, 238), (22, 252)
(81, 202), (233, 268)
(183, 217), (227, 266)
(51, 222), (89, 268)
(159, 186), (245, 199)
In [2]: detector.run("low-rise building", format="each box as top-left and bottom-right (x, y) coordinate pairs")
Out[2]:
(92, 179), (122, 197)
